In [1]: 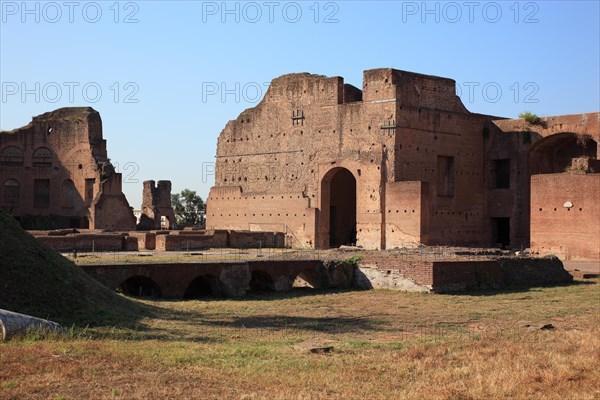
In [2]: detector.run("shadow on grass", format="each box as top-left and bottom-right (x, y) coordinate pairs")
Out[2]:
(86, 289), (385, 342)
(445, 279), (596, 297)
(236, 287), (357, 301)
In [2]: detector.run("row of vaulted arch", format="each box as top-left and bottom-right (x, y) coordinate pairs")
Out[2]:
(0, 146), (53, 166)
(117, 270), (318, 298)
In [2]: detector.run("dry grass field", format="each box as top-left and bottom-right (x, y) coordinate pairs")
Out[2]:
(1, 273), (599, 400)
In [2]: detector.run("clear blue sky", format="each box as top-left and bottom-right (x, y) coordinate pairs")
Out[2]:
(1, 0), (599, 207)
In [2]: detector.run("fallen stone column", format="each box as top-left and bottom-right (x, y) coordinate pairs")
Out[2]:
(0, 309), (64, 341)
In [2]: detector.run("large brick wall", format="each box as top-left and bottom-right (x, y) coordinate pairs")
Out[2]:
(0, 107), (135, 231)
(207, 69), (493, 249)
(531, 173), (600, 261)
(489, 113), (600, 250)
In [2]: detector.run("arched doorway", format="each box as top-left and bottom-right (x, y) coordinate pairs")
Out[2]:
(320, 168), (357, 248)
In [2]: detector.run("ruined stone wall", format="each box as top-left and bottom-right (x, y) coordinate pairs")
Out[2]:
(490, 113), (600, 249)
(138, 180), (176, 230)
(0, 107), (135, 230)
(207, 69), (492, 249)
(90, 173), (136, 231)
(530, 173), (600, 261)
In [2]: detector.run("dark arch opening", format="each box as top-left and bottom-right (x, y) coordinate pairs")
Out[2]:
(184, 275), (223, 299)
(323, 168), (357, 248)
(248, 271), (275, 292)
(530, 133), (598, 175)
(117, 276), (161, 297)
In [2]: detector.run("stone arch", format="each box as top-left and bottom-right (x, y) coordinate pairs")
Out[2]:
(0, 146), (24, 166)
(3, 179), (20, 206)
(32, 147), (53, 167)
(248, 271), (275, 291)
(319, 167), (357, 248)
(184, 275), (223, 298)
(530, 133), (597, 175)
(117, 276), (161, 297)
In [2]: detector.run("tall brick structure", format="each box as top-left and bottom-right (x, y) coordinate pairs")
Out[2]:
(207, 69), (599, 260)
(207, 69), (494, 249)
(137, 180), (176, 230)
(0, 107), (136, 230)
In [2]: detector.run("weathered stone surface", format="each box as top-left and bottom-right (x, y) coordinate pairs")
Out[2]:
(0, 107), (136, 231)
(499, 257), (573, 287)
(323, 261), (355, 288)
(0, 309), (64, 340)
(356, 266), (431, 292)
(219, 264), (251, 297)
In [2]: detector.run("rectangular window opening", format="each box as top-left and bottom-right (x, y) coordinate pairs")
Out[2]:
(34, 179), (50, 209)
(493, 159), (511, 189)
(437, 155), (455, 197)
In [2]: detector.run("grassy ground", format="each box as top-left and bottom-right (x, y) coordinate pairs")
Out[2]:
(1, 276), (598, 399)
(0, 209), (142, 326)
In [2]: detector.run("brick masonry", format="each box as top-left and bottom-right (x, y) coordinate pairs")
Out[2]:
(81, 255), (573, 298)
(530, 174), (600, 261)
(0, 107), (136, 231)
(206, 69), (599, 260)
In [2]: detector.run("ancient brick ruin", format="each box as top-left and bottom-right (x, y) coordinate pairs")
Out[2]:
(137, 180), (177, 230)
(0, 107), (136, 230)
(491, 115), (599, 261)
(1, 72), (597, 262)
(207, 69), (599, 261)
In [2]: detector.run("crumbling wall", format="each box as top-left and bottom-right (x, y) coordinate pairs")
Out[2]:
(490, 113), (600, 249)
(0, 107), (135, 230)
(138, 180), (176, 230)
(90, 173), (136, 231)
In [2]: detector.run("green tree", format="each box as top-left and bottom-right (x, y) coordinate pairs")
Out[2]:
(171, 189), (205, 227)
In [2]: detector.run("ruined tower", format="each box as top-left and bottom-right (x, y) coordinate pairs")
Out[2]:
(137, 180), (176, 230)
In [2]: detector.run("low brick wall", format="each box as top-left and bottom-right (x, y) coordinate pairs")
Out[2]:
(155, 230), (286, 251)
(36, 233), (126, 251)
(229, 230), (285, 248)
(498, 257), (573, 287)
(432, 261), (504, 292)
(128, 232), (156, 250)
(124, 236), (139, 251)
(359, 255), (572, 293)
(360, 256), (434, 287)
(155, 230), (229, 251)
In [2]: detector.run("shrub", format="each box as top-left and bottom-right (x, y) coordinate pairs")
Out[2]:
(518, 112), (540, 124)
